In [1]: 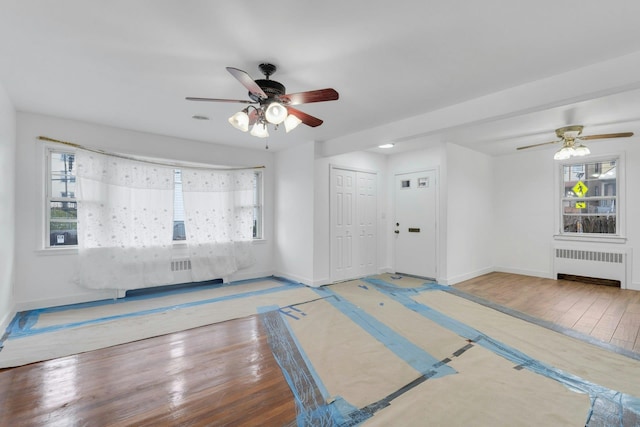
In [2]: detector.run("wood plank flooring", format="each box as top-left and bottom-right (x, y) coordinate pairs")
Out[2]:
(454, 272), (640, 354)
(1, 272), (639, 426)
(0, 315), (297, 427)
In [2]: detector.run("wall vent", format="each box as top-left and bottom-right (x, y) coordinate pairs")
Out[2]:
(553, 246), (629, 289)
(171, 259), (192, 272)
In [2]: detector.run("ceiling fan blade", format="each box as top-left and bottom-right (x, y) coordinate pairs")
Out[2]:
(185, 97), (256, 104)
(287, 107), (323, 127)
(579, 132), (634, 141)
(280, 88), (339, 106)
(226, 67), (267, 99)
(516, 140), (559, 150)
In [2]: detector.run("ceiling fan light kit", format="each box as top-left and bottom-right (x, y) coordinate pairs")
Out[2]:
(250, 122), (269, 138)
(187, 63), (339, 140)
(284, 114), (302, 133)
(228, 109), (250, 132)
(516, 125), (633, 160)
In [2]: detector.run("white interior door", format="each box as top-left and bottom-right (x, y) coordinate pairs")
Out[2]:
(357, 172), (376, 277)
(394, 170), (437, 279)
(331, 167), (377, 282)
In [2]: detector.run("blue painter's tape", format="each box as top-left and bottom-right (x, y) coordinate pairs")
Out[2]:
(313, 286), (456, 380)
(6, 281), (305, 339)
(279, 308), (299, 320)
(362, 277), (640, 426)
(259, 309), (357, 425)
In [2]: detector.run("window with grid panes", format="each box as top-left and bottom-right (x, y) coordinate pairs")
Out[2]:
(560, 158), (619, 235)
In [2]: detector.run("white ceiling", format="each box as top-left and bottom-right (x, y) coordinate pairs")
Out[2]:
(2, 1), (640, 155)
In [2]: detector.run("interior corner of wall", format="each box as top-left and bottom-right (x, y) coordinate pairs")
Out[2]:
(0, 303), (17, 336)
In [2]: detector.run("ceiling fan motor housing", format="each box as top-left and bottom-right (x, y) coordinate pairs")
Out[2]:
(251, 79), (286, 102)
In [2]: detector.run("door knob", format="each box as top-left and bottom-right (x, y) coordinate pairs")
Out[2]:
(394, 230), (399, 234)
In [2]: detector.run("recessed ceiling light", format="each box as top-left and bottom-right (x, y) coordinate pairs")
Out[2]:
(378, 143), (395, 149)
(192, 115), (210, 120)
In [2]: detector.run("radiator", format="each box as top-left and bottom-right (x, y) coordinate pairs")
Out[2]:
(171, 259), (192, 272)
(171, 258), (192, 282)
(553, 246), (629, 288)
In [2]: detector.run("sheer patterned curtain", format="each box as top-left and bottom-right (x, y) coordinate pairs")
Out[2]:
(181, 168), (255, 281)
(75, 151), (175, 290)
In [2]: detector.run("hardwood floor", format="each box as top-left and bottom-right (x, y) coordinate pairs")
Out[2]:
(0, 315), (297, 427)
(454, 272), (640, 354)
(1, 272), (639, 426)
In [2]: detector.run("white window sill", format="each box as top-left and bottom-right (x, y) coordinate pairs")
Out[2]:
(553, 234), (627, 244)
(38, 238), (268, 255)
(37, 246), (78, 255)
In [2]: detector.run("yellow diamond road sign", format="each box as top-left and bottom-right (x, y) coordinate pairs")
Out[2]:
(572, 181), (588, 197)
(576, 202), (586, 209)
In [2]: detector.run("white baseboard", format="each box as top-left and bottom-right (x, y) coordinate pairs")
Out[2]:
(228, 269), (275, 284)
(14, 290), (118, 312)
(445, 267), (494, 286)
(0, 304), (17, 335)
(272, 271), (313, 287)
(494, 266), (554, 280)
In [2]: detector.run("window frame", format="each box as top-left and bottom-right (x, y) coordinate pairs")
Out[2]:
(554, 153), (626, 243)
(252, 170), (264, 240)
(43, 147), (266, 249)
(45, 147), (78, 249)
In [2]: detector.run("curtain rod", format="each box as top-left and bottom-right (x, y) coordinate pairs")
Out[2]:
(37, 136), (265, 171)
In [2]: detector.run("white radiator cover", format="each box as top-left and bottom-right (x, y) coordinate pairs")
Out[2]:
(553, 246), (631, 288)
(171, 258), (192, 282)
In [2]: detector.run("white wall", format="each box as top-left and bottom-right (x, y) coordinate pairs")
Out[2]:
(492, 148), (556, 278)
(387, 142), (448, 282)
(445, 143), (494, 284)
(493, 136), (640, 288)
(314, 150), (388, 285)
(14, 112), (275, 309)
(274, 141), (315, 284)
(0, 81), (16, 330)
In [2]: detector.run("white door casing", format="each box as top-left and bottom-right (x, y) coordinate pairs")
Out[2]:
(394, 170), (438, 279)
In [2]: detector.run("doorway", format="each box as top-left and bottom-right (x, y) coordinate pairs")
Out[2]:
(393, 169), (438, 279)
(330, 167), (377, 282)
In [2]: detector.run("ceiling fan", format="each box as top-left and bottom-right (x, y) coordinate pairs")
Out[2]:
(186, 63), (339, 138)
(516, 125), (634, 160)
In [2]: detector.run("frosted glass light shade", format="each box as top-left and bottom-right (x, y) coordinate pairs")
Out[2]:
(228, 111), (249, 132)
(573, 144), (591, 157)
(553, 146), (574, 160)
(265, 102), (287, 124)
(284, 114), (302, 133)
(250, 122), (269, 138)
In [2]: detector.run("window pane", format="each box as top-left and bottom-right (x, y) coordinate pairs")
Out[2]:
(49, 221), (78, 246)
(50, 201), (77, 219)
(563, 215), (616, 234)
(561, 158), (618, 235)
(253, 206), (261, 239)
(562, 199), (615, 215)
(173, 170), (185, 241)
(50, 153), (76, 198)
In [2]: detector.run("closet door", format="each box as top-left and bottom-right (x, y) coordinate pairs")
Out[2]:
(330, 167), (377, 282)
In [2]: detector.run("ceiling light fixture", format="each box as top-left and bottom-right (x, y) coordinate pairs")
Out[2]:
(229, 102), (304, 138)
(378, 143), (395, 149)
(250, 121), (269, 138)
(553, 130), (591, 160)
